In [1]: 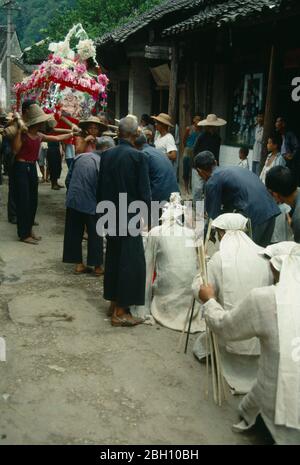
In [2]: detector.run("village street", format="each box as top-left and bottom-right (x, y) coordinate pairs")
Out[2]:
(0, 175), (273, 445)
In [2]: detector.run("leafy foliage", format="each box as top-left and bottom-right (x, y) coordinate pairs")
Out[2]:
(9, 0), (163, 47)
(45, 0), (163, 41)
(13, 0), (75, 46)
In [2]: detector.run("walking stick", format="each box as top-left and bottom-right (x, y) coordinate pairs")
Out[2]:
(204, 219), (213, 252)
(184, 298), (196, 354)
(205, 325), (209, 399)
(183, 218), (213, 353)
(213, 333), (228, 402)
(177, 296), (194, 353)
(200, 235), (227, 406)
(208, 328), (218, 404)
(199, 243), (218, 403)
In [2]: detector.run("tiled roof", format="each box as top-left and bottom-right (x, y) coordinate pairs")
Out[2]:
(95, 0), (208, 47)
(162, 0), (297, 36)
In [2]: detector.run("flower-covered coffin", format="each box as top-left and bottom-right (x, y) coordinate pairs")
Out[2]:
(14, 24), (109, 119)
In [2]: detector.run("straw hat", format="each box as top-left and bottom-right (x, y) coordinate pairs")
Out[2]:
(23, 104), (55, 128)
(3, 124), (19, 139)
(151, 113), (174, 127)
(40, 117), (58, 133)
(79, 116), (108, 131)
(198, 114), (227, 127)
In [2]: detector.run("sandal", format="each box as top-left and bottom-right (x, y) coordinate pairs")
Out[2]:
(31, 233), (42, 241)
(111, 315), (143, 327)
(74, 265), (93, 274)
(20, 237), (38, 245)
(94, 266), (104, 276)
(74, 265), (88, 274)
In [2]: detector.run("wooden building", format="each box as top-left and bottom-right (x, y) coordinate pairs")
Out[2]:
(163, 0), (300, 165)
(95, 1), (203, 121)
(97, 0), (300, 167)
(0, 28), (29, 110)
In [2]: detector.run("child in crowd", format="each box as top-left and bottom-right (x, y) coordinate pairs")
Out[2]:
(75, 116), (107, 154)
(260, 133), (292, 243)
(260, 133), (286, 184)
(238, 145), (249, 169)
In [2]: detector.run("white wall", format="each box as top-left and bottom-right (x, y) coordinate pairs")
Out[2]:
(219, 145), (253, 168)
(128, 57), (152, 118)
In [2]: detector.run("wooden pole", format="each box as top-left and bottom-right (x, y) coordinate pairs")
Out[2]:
(262, 43), (279, 167)
(200, 237), (226, 406)
(184, 298), (196, 354)
(177, 296), (194, 353)
(168, 45), (178, 123)
(6, 4), (12, 110)
(209, 329), (218, 404)
(204, 219), (213, 253)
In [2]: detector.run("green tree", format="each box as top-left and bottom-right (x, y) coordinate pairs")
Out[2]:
(13, 0), (75, 46)
(46, 0), (163, 41)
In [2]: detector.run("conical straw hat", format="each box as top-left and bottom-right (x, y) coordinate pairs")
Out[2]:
(23, 104), (54, 127)
(198, 114), (227, 127)
(79, 116), (108, 131)
(151, 113), (174, 127)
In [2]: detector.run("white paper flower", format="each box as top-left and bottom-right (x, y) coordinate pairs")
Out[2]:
(76, 39), (96, 61)
(49, 40), (75, 60)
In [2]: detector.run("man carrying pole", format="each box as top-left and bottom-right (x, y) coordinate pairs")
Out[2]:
(199, 242), (300, 445)
(192, 213), (274, 394)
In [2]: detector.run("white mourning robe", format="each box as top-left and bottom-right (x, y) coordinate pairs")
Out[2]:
(203, 289), (300, 445)
(192, 249), (273, 394)
(132, 222), (205, 333)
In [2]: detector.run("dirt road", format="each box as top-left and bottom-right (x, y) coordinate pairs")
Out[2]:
(0, 177), (271, 445)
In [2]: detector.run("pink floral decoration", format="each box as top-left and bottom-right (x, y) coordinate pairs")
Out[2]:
(98, 74), (109, 87)
(52, 56), (63, 65)
(75, 63), (87, 74)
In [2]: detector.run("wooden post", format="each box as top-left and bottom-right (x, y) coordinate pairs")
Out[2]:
(178, 85), (186, 182)
(159, 88), (163, 113)
(205, 32), (217, 114)
(262, 44), (279, 166)
(168, 45), (178, 123)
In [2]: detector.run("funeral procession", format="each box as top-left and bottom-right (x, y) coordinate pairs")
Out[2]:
(1, 0), (300, 449)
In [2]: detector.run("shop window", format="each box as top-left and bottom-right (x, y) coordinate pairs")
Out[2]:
(227, 72), (264, 147)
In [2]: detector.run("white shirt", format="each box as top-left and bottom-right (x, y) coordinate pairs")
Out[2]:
(238, 158), (249, 169)
(154, 132), (177, 157)
(260, 152), (286, 185)
(252, 125), (264, 162)
(203, 289), (300, 445)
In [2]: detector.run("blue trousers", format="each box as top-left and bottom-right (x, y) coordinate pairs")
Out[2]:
(63, 208), (103, 267)
(13, 162), (38, 239)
